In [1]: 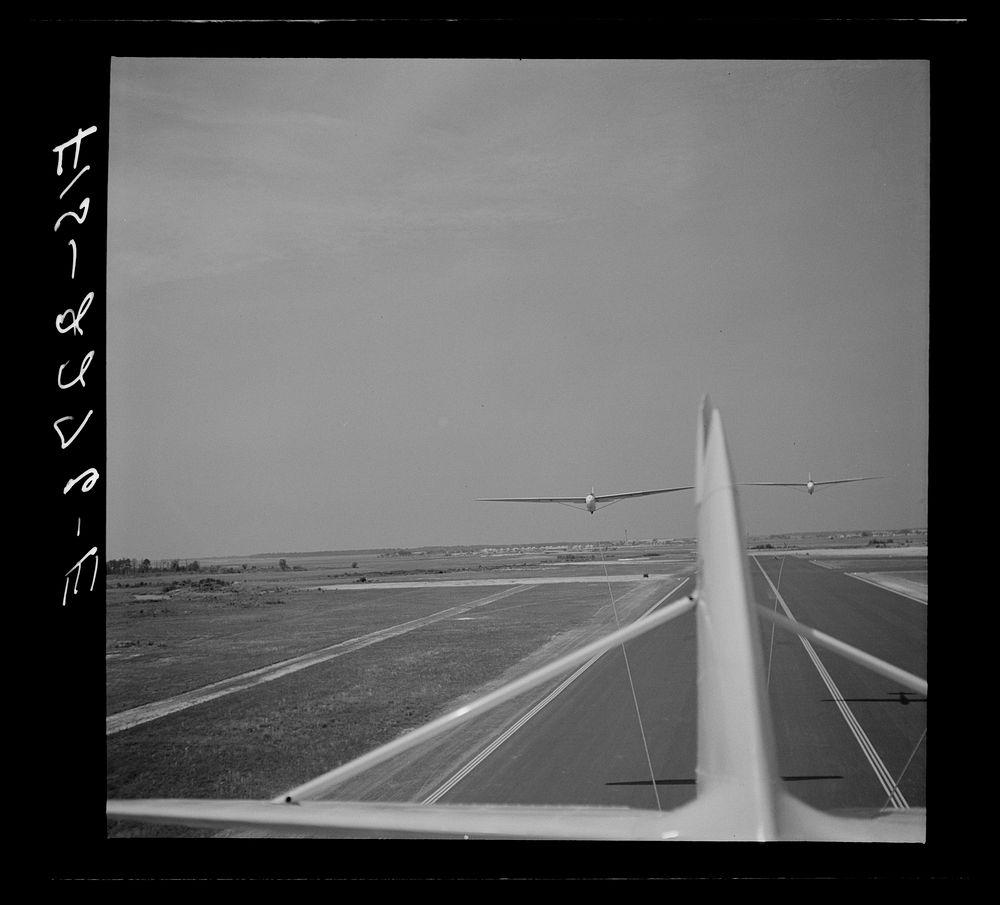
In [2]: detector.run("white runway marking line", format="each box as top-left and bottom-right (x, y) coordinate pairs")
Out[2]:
(846, 572), (927, 605)
(421, 578), (690, 805)
(752, 558), (909, 809)
(316, 574), (675, 591)
(106, 584), (530, 736)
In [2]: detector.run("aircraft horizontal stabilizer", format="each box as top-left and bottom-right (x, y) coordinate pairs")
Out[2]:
(106, 798), (685, 840)
(106, 792), (925, 842)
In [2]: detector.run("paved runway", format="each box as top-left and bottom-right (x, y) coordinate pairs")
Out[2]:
(418, 553), (926, 819)
(752, 555), (926, 812)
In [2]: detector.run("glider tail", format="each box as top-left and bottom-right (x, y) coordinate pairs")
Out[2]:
(692, 396), (782, 839)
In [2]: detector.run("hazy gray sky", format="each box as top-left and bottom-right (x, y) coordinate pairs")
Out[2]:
(107, 58), (928, 559)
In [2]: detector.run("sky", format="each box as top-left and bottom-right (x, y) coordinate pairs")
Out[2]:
(106, 58), (928, 559)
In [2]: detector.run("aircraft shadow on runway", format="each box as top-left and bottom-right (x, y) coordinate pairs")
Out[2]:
(823, 693), (927, 705)
(606, 775), (844, 787)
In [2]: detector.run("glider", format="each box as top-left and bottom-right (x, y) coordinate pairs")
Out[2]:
(476, 485), (693, 514)
(738, 472), (884, 495)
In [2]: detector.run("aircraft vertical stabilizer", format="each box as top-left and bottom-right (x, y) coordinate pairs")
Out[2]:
(692, 397), (782, 839)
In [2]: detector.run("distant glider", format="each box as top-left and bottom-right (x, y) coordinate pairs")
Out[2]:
(738, 472), (884, 496)
(476, 485), (693, 514)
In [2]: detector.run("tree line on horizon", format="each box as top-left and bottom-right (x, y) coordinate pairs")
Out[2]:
(107, 558), (201, 574)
